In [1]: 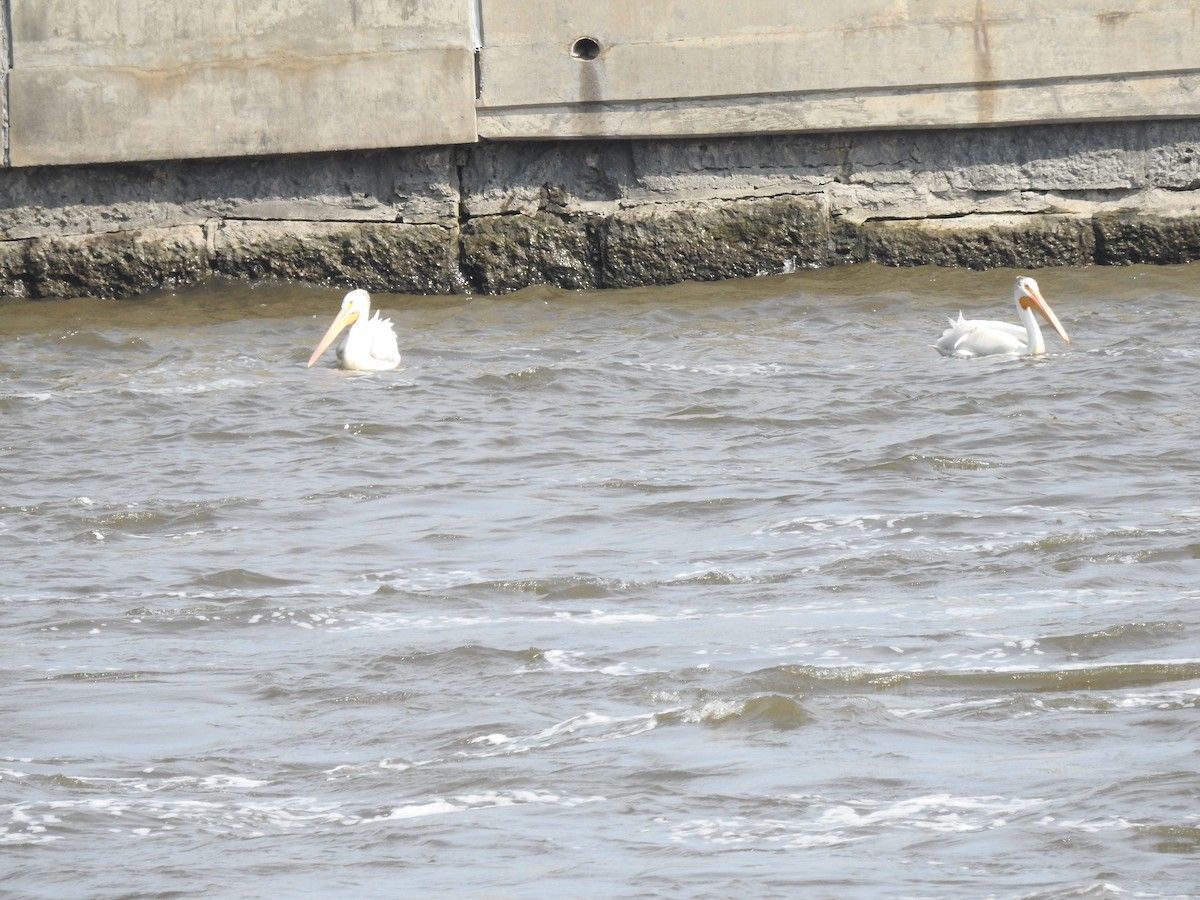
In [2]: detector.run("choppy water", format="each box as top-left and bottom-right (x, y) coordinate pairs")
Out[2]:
(3, 264), (1200, 899)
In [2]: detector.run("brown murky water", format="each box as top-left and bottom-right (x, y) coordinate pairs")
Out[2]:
(3, 264), (1200, 898)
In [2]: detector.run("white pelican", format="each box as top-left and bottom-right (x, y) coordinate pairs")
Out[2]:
(306, 289), (401, 371)
(936, 276), (1071, 358)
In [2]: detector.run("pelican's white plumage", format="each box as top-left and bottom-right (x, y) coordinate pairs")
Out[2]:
(306, 289), (400, 371)
(936, 276), (1070, 358)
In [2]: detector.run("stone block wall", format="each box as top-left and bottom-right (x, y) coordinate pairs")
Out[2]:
(1, 120), (1199, 298)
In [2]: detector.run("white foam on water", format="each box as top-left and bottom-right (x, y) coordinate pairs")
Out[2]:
(677, 699), (746, 724)
(467, 733), (510, 746)
(377, 790), (604, 822)
(627, 360), (790, 379)
(355, 567), (486, 593)
(887, 674), (1200, 719)
(668, 793), (1050, 850)
(457, 709), (662, 760)
(578, 610), (668, 624)
(530, 710), (659, 745)
(2, 787), (605, 843)
(518, 648), (657, 678)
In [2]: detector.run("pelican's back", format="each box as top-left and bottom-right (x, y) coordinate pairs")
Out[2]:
(936, 315), (1028, 358)
(366, 313), (402, 369)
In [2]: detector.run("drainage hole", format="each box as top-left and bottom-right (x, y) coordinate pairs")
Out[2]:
(571, 37), (600, 60)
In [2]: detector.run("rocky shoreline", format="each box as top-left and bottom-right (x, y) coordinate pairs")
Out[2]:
(2, 120), (1199, 299)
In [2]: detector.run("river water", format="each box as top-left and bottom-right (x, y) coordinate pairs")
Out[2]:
(3, 263), (1199, 898)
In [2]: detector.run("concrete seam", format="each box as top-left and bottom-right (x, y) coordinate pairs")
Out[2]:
(454, 146), (473, 293)
(1, 0), (11, 167)
(469, 0), (483, 100)
(469, 0), (483, 49)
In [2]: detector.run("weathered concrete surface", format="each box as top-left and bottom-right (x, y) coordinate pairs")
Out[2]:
(0, 149), (459, 241)
(9, 0), (476, 165)
(600, 198), (829, 287)
(855, 215), (1097, 271)
(21, 227), (210, 299)
(7, 1), (1200, 167)
(212, 221), (460, 295)
(461, 213), (599, 294)
(477, 0), (1200, 139)
(1093, 211), (1200, 265)
(3, 120), (1200, 298)
(10, 1), (1200, 168)
(0, 241), (31, 298)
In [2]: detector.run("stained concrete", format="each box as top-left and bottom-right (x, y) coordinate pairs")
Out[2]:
(9, 0), (477, 165)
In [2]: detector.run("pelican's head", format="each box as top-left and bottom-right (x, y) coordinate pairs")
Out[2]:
(1014, 276), (1070, 345)
(341, 288), (372, 319)
(306, 289), (373, 368)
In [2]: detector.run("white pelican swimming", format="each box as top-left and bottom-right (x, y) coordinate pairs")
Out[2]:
(306, 289), (401, 371)
(936, 276), (1071, 358)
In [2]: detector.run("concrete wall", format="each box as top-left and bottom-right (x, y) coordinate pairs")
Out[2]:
(5, 1), (1200, 166)
(476, 1), (1200, 139)
(3, 120), (1200, 299)
(5, 0), (477, 166)
(2, 2), (1200, 298)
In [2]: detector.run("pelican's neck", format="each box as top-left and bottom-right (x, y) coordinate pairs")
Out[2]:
(342, 314), (371, 357)
(1017, 300), (1045, 355)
